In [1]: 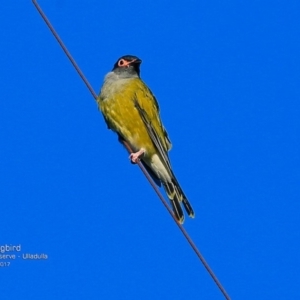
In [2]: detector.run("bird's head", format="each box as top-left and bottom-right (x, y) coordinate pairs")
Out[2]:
(112, 55), (142, 78)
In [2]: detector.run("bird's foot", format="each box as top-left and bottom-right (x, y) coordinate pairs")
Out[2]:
(129, 148), (145, 163)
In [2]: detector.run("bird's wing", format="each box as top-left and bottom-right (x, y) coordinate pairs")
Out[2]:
(133, 80), (195, 221)
(133, 79), (172, 170)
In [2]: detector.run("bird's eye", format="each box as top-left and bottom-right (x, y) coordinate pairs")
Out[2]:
(118, 59), (126, 67)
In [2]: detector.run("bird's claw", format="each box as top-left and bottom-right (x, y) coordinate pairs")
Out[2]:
(129, 148), (145, 164)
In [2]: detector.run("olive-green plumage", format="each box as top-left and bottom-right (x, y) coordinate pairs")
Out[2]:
(97, 55), (194, 223)
(100, 78), (169, 156)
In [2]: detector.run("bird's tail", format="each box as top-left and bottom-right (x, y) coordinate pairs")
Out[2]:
(163, 177), (195, 224)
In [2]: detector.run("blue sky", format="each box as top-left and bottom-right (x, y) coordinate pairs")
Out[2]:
(1, 1), (300, 299)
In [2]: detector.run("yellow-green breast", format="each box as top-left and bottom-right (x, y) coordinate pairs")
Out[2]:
(98, 77), (159, 158)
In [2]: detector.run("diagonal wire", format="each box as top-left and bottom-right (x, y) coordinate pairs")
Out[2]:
(31, 1), (231, 299)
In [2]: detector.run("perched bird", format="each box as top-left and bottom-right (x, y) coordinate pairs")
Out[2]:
(97, 55), (194, 223)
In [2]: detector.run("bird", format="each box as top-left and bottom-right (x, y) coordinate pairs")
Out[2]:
(97, 55), (194, 223)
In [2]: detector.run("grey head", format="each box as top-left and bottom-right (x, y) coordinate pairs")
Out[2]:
(112, 55), (142, 78)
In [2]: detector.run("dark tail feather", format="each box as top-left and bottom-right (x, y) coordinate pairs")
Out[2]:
(141, 160), (194, 221)
(174, 183), (195, 218)
(182, 198), (195, 218)
(169, 171), (195, 218)
(163, 182), (184, 223)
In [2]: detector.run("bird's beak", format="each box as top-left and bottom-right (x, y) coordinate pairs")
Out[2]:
(131, 58), (142, 65)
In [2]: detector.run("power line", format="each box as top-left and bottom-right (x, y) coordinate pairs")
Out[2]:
(32, 1), (231, 299)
